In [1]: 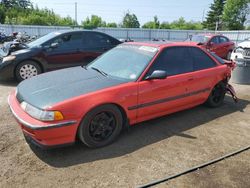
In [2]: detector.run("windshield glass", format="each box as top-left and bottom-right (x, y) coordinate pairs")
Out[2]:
(87, 44), (158, 81)
(28, 32), (61, 48)
(0, 48), (7, 57)
(190, 35), (210, 43)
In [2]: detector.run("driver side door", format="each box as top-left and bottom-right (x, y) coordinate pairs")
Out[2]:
(42, 32), (83, 70)
(136, 47), (194, 122)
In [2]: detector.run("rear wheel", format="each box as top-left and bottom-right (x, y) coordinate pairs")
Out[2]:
(205, 82), (226, 108)
(15, 61), (42, 82)
(78, 104), (123, 148)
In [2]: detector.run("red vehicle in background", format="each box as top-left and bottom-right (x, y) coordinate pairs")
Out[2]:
(189, 34), (235, 60)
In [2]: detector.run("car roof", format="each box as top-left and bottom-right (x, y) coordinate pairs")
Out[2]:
(52, 29), (111, 35)
(126, 41), (202, 48)
(193, 33), (225, 38)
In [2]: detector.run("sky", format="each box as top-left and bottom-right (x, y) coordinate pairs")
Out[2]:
(31, 0), (214, 25)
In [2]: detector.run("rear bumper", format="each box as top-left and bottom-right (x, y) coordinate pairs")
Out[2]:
(8, 90), (80, 148)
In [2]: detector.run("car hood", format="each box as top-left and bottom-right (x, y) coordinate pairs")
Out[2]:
(237, 41), (250, 48)
(0, 41), (29, 57)
(16, 67), (127, 109)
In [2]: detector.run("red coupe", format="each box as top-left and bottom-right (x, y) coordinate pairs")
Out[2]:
(8, 41), (236, 148)
(189, 34), (235, 60)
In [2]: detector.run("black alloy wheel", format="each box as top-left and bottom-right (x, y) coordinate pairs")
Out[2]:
(78, 104), (123, 148)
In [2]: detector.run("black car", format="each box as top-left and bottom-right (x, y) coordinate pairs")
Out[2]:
(0, 30), (121, 81)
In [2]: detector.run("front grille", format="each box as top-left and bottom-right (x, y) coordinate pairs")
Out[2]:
(243, 49), (250, 59)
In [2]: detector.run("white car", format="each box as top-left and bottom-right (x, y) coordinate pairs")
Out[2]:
(231, 38), (250, 61)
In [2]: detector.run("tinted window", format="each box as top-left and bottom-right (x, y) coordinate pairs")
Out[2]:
(147, 47), (194, 77)
(210, 36), (220, 44)
(83, 33), (113, 48)
(189, 47), (217, 70)
(219, 36), (229, 43)
(45, 32), (82, 49)
(210, 52), (225, 64)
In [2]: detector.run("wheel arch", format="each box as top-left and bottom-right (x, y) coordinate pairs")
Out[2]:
(76, 102), (129, 137)
(14, 58), (44, 77)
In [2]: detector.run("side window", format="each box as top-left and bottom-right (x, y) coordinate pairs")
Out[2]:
(219, 36), (229, 43)
(83, 33), (112, 48)
(210, 36), (220, 44)
(146, 47), (194, 77)
(46, 33), (82, 49)
(189, 47), (217, 71)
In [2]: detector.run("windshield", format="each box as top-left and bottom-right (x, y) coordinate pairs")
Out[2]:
(87, 44), (158, 81)
(27, 32), (61, 48)
(190, 35), (210, 43)
(0, 48), (7, 57)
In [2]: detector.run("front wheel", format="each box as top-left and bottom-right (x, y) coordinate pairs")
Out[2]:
(78, 104), (123, 148)
(205, 82), (226, 108)
(15, 61), (42, 82)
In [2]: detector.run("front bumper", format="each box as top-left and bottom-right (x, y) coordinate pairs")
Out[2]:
(8, 90), (79, 148)
(0, 60), (15, 80)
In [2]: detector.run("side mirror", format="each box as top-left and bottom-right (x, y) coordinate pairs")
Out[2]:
(145, 70), (168, 80)
(50, 42), (59, 48)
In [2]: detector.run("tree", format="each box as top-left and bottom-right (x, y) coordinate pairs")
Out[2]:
(18, 0), (32, 9)
(1, 0), (31, 9)
(81, 15), (106, 29)
(222, 0), (250, 30)
(121, 11), (140, 28)
(142, 16), (160, 29)
(160, 22), (171, 29)
(106, 22), (117, 28)
(202, 0), (226, 30)
(0, 0), (17, 8)
(0, 4), (5, 23)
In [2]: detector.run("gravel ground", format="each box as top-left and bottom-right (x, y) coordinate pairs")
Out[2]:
(0, 80), (249, 188)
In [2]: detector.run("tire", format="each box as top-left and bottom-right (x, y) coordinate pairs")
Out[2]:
(15, 60), (42, 82)
(226, 51), (232, 60)
(205, 82), (226, 108)
(78, 104), (123, 148)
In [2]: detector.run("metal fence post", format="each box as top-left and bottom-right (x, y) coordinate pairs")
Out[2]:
(236, 30), (240, 45)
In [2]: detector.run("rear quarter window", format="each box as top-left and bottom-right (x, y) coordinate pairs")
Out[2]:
(189, 47), (217, 71)
(209, 52), (225, 64)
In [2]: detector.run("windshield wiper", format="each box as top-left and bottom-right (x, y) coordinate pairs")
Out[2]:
(91, 67), (108, 77)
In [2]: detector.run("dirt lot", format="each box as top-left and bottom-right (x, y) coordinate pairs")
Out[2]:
(0, 80), (250, 188)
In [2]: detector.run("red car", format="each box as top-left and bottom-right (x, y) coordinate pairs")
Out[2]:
(8, 41), (236, 148)
(189, 34), (235, 60)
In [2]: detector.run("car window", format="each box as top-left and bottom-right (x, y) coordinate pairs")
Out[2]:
(88, 45), (158, 81)
(189, 47), (217, 70)
(146, 47), (194, 77)
(45, 32), (82, 49)
(209, 52), (225, 64)
(210, 36), (220, 44)
(219, 36), (229, 43)
(83, 32), (112, 48)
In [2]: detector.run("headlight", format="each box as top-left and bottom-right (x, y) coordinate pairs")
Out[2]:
(2, 55), (16, 63)
(234, 47), (244, 54)
(21, 101), (64, 121)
